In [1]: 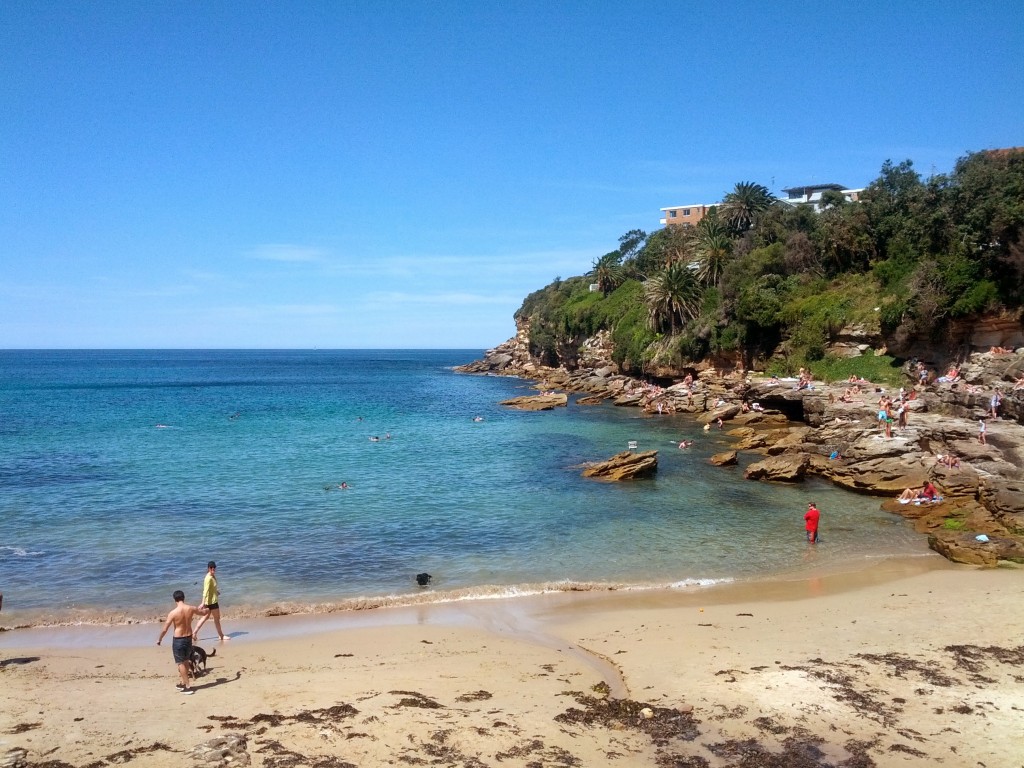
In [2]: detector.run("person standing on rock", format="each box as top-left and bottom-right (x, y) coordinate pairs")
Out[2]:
(989, 389), (1002, 419)
(978, 418), (987, 445)
(896, 402), (908, 430)
(804, 502), (820, 544)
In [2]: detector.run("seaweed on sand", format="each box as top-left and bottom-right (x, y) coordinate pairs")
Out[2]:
(554, 692), (700, 745)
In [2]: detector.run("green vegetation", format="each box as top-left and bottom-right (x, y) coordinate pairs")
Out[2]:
(804, 354), (903, 387)
(942, 518), (968, 531)
(515, 150), (1024, 377)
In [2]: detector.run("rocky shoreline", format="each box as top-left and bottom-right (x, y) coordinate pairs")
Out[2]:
(457, 333), (1024, 567)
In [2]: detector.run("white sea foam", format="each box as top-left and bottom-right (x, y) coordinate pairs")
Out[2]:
(0, 545), (43, 557)
(667, 577), (734, 589)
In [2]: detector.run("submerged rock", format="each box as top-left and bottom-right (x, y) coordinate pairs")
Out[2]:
(709, 450), (738, 466)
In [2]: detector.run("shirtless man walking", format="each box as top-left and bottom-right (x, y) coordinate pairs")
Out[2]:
(157, 590), (208, 694)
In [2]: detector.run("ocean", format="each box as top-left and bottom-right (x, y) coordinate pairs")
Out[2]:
(0, 349), (929, 627)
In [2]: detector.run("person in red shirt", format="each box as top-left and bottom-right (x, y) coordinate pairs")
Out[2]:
(804, 502), (820, 543)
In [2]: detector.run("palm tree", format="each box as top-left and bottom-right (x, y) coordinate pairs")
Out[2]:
(644, 261), (702, 335)
(695, 232), (732, 286)
(722, 181), (774, 232)
(590, 251), (625, 295)
(693, 215), (733, 286)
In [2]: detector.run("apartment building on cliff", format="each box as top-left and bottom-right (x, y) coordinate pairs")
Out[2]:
(659, 204), (713, 228)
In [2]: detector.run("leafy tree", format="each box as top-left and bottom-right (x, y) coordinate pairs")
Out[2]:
(861, 159), (927, 258)
(644, 262), (702, 335)
(631, 224), (691, 277)
(815, 203), (875, 274)
(617, 229), (647, 260)
(946, 150), (1024, 304)
(783, 232), (824, 277)
(736, 274), (787, 328)
(722, 181), (774, 232)
(819, 188), (848, 210)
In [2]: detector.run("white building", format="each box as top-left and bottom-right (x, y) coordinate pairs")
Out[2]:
(778, 184), (864, 212)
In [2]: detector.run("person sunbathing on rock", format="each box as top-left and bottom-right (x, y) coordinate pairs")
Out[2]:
(898, 487), (923, 502)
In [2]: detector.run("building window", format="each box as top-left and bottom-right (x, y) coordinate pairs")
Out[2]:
(669, 210), (677, 218)
(682, 208), (690, 216)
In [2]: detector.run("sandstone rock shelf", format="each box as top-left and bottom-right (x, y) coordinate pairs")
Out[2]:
(580, 450), (658, 481)
(457, 336), (1024, 567)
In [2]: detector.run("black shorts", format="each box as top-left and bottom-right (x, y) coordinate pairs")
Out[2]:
(172, 636), (192, 664)
(205, 602), (220, 611)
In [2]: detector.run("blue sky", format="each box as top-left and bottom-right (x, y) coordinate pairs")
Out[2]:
(2, 2), (1022, 349)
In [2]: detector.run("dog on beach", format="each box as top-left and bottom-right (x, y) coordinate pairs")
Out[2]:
(188, 645), (215, 679)
(415, 573), (432, 587)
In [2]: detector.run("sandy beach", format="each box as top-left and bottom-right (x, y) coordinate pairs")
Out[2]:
(1, 557), (1022, 768)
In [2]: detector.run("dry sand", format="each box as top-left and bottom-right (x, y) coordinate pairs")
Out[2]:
(1, 556), (1022, 768)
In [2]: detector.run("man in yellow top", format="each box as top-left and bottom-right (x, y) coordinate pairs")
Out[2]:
(193, 561), (227, 641)
(157, 590), (208, 694)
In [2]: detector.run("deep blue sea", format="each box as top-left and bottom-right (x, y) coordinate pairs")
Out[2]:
(0, 350), (929, 626)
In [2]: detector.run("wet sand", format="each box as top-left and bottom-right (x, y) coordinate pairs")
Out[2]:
(1, 557), (1022, 767)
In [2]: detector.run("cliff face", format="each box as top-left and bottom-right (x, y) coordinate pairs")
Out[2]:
(460, 319), (620, 378)
(885, 309), (1024, 362)
(474, 309), (1024, 382)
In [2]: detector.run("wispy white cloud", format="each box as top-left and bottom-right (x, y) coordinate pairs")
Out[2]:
(180, 268), (230, 283)
(312, 248), (595, 285)
(248, 244), (328, 263)
(364, 291), (519, 307)
(203, 303), (346, 319)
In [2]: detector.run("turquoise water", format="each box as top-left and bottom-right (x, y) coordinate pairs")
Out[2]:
(0, 350), (928, 625)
